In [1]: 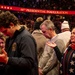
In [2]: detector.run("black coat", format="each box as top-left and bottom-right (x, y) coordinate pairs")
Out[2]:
(2, 26), (38, 75)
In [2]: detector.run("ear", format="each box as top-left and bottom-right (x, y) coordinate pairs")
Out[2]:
(9, 22), (14, 28)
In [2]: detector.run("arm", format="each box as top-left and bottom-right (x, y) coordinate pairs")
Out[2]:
(53, 46), (62, 61)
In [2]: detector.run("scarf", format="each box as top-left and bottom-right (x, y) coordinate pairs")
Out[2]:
(70, 43), (75, 50)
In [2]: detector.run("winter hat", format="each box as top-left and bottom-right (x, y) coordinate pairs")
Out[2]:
(61, 21), (70, 29)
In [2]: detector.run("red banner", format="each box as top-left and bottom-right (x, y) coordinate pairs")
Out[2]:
(0, 5), (75, 15)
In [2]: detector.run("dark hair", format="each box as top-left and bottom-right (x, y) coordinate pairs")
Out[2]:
(0, 11), (19, 28)
(34, 21), (43, 30)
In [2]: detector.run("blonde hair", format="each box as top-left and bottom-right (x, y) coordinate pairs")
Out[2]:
(36, 17), (43, 22)
(0, 32), (6, 41)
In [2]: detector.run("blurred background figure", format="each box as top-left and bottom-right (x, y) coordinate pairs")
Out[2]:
(32, 17), (48, 61)
(0, 32), (7, 75)
(0, 32), (6, 51)
(58, 20), (71, 46)
(61, 20), (70, 32)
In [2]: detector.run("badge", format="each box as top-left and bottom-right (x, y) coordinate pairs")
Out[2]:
(12, 42), (17, 51)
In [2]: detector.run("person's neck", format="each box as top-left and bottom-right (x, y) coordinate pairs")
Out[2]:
(16, 25), (21, 30)
(51, 32), (57, 38)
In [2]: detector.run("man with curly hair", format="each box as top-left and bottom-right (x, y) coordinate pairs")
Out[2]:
(0, 11), (38, 75)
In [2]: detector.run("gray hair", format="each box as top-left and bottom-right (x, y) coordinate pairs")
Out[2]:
(40, 20), (55, 30)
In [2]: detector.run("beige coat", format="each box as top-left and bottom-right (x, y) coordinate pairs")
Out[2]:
(32, 30), (47, 60)
(39, 35), (65, 75)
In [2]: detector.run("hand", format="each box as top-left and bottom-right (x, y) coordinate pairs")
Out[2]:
(46, 42), (56, 48)
(38, 68), (43, 75)
(0, 49), (8, 64)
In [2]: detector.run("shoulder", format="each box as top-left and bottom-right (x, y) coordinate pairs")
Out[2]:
(55, 39), (64, 44)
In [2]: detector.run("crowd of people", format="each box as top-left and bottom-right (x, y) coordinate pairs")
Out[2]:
(0, 0), (75, 75)
(0, 9), (75, 75)
(0, 0), (75, 33)
(0, 0), (75, 32)
(0, 0), (75, 10)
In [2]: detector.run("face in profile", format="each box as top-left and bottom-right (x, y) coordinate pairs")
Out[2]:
(40, 25), (51, 39)
(71, 28), (75, 43)
(0, 27), (12, 37)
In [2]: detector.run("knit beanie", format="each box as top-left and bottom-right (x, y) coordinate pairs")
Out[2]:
(61, 21), (70, 29)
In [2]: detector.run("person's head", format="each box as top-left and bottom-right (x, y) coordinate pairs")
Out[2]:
(0, 11), (20, 37)
(61, 20), (70, 32)
(33, 17), (43, 30)
(40, 20), (56, 39)
(70, 27), (75, 44)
